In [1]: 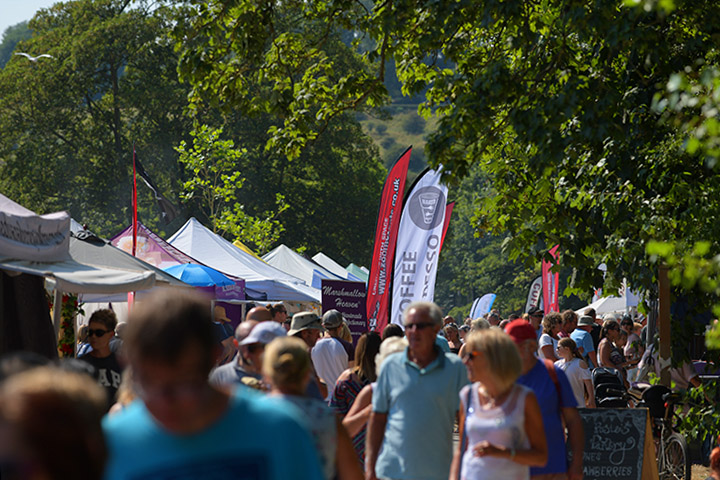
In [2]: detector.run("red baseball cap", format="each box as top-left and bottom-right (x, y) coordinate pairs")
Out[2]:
(505, 319), (537, 344)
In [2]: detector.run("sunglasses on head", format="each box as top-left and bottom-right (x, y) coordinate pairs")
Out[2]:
(88, 328), (110, 337)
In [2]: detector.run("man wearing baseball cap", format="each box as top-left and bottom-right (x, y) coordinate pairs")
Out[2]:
(210, 319), (286, 390)
(311, 310), (355, 400)
(505, 319), (584, 480)
(288, 311), (327, 400)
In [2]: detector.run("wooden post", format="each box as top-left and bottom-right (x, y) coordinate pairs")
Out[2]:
(52, 289), (63, 338)
(658, 265), (671, 387)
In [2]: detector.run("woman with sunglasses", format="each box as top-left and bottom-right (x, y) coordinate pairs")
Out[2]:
(450, 329), (547, 480)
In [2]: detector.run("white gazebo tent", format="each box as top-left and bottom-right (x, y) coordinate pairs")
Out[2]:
(263, 244), (344, 289)
(0, 194), (159, 350)
(312, 252), (363, 282)
(168, 218), (320, 302)
(575, 295), (638, 317)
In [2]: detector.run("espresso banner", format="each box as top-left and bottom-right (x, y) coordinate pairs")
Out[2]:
(390, 168), (448, 327)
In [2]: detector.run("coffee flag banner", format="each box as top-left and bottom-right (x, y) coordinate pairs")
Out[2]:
(541, 245), (560, 313)
(525, 276), (543, 313)
(366, 147), (411, 332)
(390, 168), (448, 327)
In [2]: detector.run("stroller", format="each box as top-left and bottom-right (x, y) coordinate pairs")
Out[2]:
(592, 367), (629, 408)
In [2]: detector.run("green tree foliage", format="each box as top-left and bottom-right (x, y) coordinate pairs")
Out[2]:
(174, 0), (390, 159)
(436, 162), (586, 319)
(212, 110), (386, 263)
(181, 0), (720, 308)
(0, 22), (32, 69)
(0, 0), (385, 265)
(0, 0), (190, 235)
(176, 125), (288, 254)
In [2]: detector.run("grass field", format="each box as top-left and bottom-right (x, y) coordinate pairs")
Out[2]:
(357, 105), (436, 173)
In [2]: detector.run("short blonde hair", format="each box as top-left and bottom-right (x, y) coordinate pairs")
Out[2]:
(262, 336), (310, 389)
(375, 336), (408, 375)
(464, 329), (522, 392)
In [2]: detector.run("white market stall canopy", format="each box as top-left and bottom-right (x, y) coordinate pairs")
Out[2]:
(575, 295), (638, 316)
(3, 258), (155, 294)
(168, 218), (320, 302)
(312, 252), (363, 282)
(263, 244), (344, 289)
(69, 222), (189, 301)
(0, 193), (70, 262)
(346, 263), (369, 283)
(0, 195), (156, 294)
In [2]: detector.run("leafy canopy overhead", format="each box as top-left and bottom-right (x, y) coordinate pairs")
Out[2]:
(177, 0), (720, 296)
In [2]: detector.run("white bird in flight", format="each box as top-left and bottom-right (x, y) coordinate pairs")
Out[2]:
(14, 52), (54, 63)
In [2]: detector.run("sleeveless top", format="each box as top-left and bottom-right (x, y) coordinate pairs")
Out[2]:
(281, 395), (337, 480)
(461, 382), (531, 480)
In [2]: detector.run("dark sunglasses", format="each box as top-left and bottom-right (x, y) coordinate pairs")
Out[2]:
(247, 343), (265, 353)
(462, 350), (480, 361)
(404, 322), (435, 331)
(88, 328), (110, 337)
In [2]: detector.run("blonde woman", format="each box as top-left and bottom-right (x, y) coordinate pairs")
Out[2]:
(450, 329), (547, 480)
(263, 337), (362, 480)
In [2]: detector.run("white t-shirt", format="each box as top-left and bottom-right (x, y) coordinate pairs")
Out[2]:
(555, 357), (591, 407)
(537, 333), (558, 360)
(311, 337), (348, 399)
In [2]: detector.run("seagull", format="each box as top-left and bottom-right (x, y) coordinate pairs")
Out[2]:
(14, 52), (54, 63)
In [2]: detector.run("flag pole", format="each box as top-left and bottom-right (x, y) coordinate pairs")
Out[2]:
(129, 144), (137, 307)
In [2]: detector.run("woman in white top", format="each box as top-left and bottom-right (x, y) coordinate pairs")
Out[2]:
(537, 312), (562, 361)
(555, 337), (595, 408)
(450, 329), (547, 480)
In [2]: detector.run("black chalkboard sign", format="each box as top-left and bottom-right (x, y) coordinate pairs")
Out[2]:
(571, 408), (657, 480)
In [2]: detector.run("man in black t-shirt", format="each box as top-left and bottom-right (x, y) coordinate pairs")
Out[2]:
(79, 309), (123, 409)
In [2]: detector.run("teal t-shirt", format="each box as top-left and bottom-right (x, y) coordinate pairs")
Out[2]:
(102, 389), (324, 480)
(372, 347), (468, 480)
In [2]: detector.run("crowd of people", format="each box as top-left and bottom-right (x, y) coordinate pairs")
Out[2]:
(0, 290), (717, 480)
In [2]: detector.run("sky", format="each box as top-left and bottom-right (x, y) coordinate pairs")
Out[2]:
(1, 0), (59, 38)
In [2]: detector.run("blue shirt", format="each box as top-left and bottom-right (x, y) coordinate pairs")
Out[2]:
(102, 389), (324, 480)
(570, 329), (596, 368)
(435, 334), (451, 353)
(372, 347), (468, 480)
(517, 359), (578, 476)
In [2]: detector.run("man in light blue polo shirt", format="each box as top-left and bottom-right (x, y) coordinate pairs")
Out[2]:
(366, 301), (468, 480)
(570, 315), (598, 368)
